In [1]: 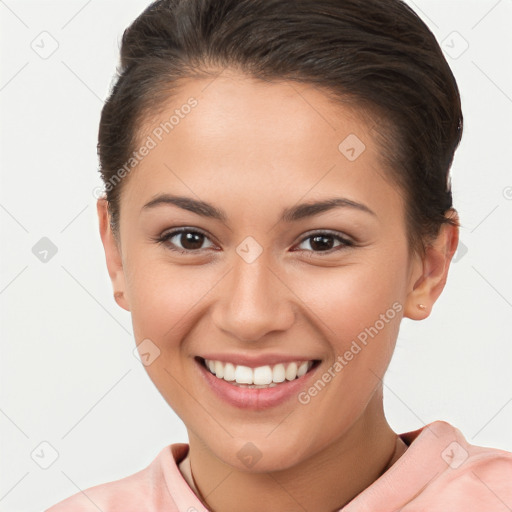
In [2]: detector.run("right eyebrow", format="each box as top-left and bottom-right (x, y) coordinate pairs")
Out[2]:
(141, 193), (376, 222)
(141, 194), (227, 221)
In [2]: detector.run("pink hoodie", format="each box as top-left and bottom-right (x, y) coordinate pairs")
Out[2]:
(46, 420), (512, 511)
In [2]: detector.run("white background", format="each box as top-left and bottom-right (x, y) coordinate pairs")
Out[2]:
(1, 0), (511, 510)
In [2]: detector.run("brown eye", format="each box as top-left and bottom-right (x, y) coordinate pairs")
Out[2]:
(295, 231), (354, 254)
(157, 228), (215, 253)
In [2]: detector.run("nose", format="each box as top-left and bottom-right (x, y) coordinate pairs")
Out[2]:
(211, 251), (296, 343)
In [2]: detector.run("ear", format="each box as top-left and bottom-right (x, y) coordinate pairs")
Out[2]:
(97, 198), (131, 312)
(404, 210), (459, 320)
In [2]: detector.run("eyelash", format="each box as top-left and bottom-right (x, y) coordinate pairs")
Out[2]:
(153, 228), (355, 256)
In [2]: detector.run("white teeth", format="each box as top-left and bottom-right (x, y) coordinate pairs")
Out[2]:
(297, 361), (309, 377)
(232, 382), (278, 389)
(203, 358), (315, 386)
(253, 365), (273, 385)
(272, 364), (286, 383)
(223, 362), (236, 381)
(214, 360), (224, 378)
(235, 365), (253, 384)
(285, 362), (298, 381)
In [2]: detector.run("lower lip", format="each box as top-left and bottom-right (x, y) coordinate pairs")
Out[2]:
(195, 358), (320, 410)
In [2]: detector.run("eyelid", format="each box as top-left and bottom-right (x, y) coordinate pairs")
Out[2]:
(154, 226), (355, 256)
(296, 229), (354, 245)
(153, 227), (218, 253)
(159, 226), (211, 240)
(293, 229), (354, 253)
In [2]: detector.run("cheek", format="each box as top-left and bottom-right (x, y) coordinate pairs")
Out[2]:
(124, 257), (214, 415)
(290, 259), (404, 335)
(291, 268), (403, 441)
(124, 252), (217, 345)
(289, 260), (404, 396)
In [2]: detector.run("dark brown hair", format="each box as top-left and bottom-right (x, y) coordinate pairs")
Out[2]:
(98, 0), (463, 255)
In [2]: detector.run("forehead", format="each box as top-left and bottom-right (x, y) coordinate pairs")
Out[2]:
(141, 71), (375, 157)
(121, 71), (402, 223)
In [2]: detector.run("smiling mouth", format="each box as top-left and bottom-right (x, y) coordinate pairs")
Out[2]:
(197, 357), (320, 389)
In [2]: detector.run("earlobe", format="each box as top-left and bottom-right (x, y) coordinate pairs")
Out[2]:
(96, 198), (131, 312)
(404, 211), (459, 320)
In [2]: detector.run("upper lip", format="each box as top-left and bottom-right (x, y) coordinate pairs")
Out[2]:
(197, 353), (320, 368)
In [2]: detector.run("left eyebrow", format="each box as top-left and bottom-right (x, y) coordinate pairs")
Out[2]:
(141, 193), (376, 222)
(281, 197), (376, 222)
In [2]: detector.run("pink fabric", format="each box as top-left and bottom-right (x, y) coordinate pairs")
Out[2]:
(46, 420), (512, 511)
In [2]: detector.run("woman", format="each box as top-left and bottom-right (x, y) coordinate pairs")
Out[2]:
(46, 0), (512, 510)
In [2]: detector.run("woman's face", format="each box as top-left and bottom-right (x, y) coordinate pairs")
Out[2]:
(101, 71), (425, 471)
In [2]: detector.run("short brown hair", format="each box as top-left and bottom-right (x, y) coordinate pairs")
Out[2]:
(98, 0), (463, 255)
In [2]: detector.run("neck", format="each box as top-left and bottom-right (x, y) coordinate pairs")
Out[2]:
(186, 391), (400, 512)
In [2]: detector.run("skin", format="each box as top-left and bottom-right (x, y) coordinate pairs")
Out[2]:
(97, 70), (459, 512)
